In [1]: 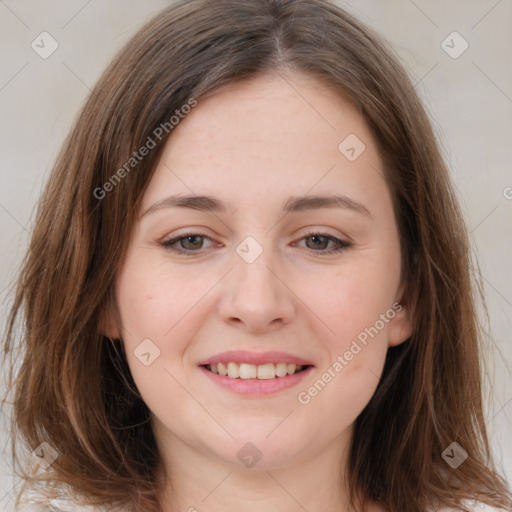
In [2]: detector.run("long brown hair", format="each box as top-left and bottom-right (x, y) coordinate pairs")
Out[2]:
(3, 1), (511, 511)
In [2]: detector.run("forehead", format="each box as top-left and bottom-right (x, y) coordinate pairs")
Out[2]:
(141, 70), (387, 213)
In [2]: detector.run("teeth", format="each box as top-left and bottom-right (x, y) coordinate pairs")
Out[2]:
(227, 362), (239, 378)
(217, 362), (227, 376)
(257, 363), (275, 380)
(207, 362), (305, 379)
(275, 362), (288, 377)
(239, 363), (257, 379)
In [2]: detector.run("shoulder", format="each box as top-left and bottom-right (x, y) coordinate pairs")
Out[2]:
(14, 503), (99, 511)
(440, 499), (510, 512)
(12, 498), (128, 512)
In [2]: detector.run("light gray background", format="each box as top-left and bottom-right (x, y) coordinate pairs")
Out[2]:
(1, 0), (511, 509)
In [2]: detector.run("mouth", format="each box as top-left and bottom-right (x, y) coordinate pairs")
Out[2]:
(197, 350), (315, 396)
(201, 361), (312, 380)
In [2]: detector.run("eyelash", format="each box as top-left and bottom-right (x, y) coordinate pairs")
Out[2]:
(160, 230), (352, 256)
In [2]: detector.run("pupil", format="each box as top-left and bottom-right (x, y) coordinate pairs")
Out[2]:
(184, 236), (201, 249)
(308, 235), (327, 250)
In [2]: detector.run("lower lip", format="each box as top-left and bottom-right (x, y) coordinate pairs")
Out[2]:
(199, 365), (314, 396)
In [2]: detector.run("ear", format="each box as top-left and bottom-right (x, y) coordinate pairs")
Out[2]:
(387, 282), (414, 347)
(98, 303), (121, 340)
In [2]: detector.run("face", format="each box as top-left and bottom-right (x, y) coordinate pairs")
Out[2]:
(104, 70), (412, 470)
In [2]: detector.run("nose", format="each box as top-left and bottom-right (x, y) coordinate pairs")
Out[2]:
(218, 242), (296, 334)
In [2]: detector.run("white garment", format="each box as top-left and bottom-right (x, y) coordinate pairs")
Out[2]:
(439, 501), (510, 512)
(11, 497), (510, 511)
(11, 499), (122, 511)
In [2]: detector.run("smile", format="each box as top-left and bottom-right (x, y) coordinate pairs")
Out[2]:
(204, 362), (309, 379)
(199, 364), (314, 397)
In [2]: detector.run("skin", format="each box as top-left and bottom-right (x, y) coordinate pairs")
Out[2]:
(103, 69), (413, 512)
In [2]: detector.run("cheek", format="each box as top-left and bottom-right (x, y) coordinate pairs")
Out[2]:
(313, 261), (399, 347)
(114, 257), (200, 412)
(297, 269), (394, 417)
(115, 253), (206, 340)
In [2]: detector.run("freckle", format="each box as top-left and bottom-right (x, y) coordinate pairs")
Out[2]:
(147, 295), (153, 300)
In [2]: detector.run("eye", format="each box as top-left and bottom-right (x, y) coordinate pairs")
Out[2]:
(160, 230), (352, 256)
(160, 231), (216, 254)
(295, 231), (352, 254)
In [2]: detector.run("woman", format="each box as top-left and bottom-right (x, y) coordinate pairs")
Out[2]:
(3, 1), (511, 511)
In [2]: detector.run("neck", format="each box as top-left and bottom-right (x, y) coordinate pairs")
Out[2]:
(155, 429), (367, 512)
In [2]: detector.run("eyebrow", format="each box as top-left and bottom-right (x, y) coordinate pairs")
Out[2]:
(140, 193), (372, 219)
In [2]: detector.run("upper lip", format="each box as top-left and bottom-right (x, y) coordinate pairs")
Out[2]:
(198, 350), (314, 367)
